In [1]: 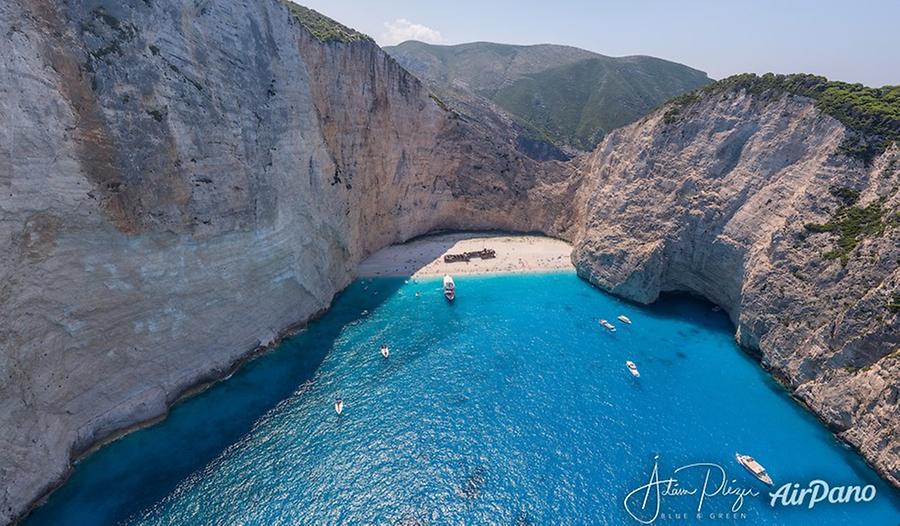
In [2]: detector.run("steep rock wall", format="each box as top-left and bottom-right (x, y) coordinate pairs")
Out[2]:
(572, 89), (899, 486)
(0, 0), (578, 522)
(2, 0), (898, 523)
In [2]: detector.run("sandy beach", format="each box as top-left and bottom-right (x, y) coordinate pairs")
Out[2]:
(357, 232), (574, 277)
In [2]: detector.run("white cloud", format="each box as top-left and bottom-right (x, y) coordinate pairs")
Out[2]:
(382, 18), (444, 46)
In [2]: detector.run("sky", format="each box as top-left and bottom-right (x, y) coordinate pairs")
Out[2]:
(294, 0), (899, 86)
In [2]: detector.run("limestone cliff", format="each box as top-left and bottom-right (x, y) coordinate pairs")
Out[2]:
(2, 0), (898, 523)
(572, 87), (899, 487)
(0, 0), (577, 522)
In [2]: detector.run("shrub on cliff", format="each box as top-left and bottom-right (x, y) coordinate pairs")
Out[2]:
(664, 73), (900, 163)
(804, 198), (886, 264)
(889, 294), (900, 312)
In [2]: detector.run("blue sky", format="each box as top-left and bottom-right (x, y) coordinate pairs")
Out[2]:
(295, 0), (899, 86)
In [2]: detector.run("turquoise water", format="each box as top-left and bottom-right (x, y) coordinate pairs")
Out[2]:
(25, 273), (900, 525)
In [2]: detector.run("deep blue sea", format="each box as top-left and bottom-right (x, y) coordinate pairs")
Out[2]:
(25, 272), (900, 525)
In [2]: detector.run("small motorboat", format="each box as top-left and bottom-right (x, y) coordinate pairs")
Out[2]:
(625, 361), (640, 377)
(617, 315), (632, 325)
(380, 344), (390, 358)
(334, 398), (344, 415)
(735, 453), (773, 486)
(599, 319), (616, 332)
(443, 275), (456, 301)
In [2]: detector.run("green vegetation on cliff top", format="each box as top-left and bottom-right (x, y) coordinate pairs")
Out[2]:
(665, 73), (900, 162)
(281, 1), (371, 43)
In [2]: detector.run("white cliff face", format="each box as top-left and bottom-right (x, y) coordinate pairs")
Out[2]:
(0, 1), (578, 522)
(1, 0), (898, 523)
(571, 89), (899, 486)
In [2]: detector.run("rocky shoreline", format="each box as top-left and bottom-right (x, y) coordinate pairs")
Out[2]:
(1, 0), (897, 523)
(1, 1), (579, 521)
(14, 302), (333, 525)
(571, 89), (899, 488)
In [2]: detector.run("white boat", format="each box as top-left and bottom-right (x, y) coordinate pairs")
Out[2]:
(735, 453), (773, 486)
(380, 345), (390, 358)
(599, 319), (616, 332)
(625, 360), (640, 377)
(617, 315), (632, 325)
(334, 398), (344, 415)
(443, 275), (456, 301)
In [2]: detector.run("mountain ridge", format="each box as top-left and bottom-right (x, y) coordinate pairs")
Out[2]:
(385, 40), (712, 151)
(1, 1), (898, 524)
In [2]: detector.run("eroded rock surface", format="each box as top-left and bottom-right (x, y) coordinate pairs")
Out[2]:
(572, 90), (899, 486)
(1, 0), (898, 523)
(0, 1), (577, 522)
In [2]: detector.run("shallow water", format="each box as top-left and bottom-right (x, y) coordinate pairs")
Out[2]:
(25, 273), (900, 525)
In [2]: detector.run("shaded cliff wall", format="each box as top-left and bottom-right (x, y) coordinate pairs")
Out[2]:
(571, 89), (899, 486)
(0, 0), (578, 522)
(2, 0), (897, 523)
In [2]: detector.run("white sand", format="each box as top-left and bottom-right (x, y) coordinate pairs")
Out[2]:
(357, 232), (574, 277)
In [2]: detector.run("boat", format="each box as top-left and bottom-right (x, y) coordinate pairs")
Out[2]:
(625, 360), (640, 377)
(443, 275), (456, 301)
(334, 398), (344, 415)
(735, 453), (773, 486)
(617, 315), (632, 325)
(599, 319), (616, 332)
(380, 344), (390, 358)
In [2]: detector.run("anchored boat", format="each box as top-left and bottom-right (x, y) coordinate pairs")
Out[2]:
(599, 319), (616, 332)
(380, 344), (390, 358)
(443, 275), (456, 301)
(625, 360), (640, 377)
(617, 315), (632, 325)
(334, 398), (344, 415)
(735, 453), (774, 486)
